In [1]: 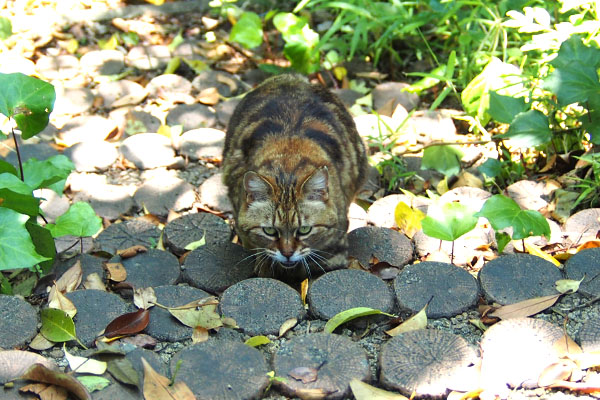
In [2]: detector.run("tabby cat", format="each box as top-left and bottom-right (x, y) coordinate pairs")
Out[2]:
(222, 74), (368, 281)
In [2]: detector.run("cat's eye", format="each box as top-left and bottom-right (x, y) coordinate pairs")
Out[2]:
(298, 226), (312, 235)
(262, 227), (278, 236)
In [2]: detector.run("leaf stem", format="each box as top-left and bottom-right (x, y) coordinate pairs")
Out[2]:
(11, 126), (24, 182)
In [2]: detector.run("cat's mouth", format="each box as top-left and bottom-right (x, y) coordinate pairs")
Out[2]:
(278, 260), (299, 269)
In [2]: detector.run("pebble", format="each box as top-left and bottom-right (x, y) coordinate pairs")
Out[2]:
(166, 103), (217, 131)
(133, 177), (196, 217)
(95, 80), (148, 108)
(176, 128), (225, 161)
(62, 140), (118, 172)
(197, 172), (233, 212)
(58, 115), (118, 146)
(120, 133), (183, 169)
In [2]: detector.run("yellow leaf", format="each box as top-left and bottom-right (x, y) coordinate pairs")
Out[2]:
(350, 379), (409, 400)
(64, 345), (107, 374)
(394, 201), (425, 239)
(300, 278), (308, 305)
(385, 302), (427, 336)
(55, 260), (82, 293)
(144, 0), (164, 5)
(157, 124), (171, 138)
(555, 277), (583, 294)
(64, 38), (79, 54)
(98, 34), (119, 50)
(333, 66), (347, 81)
(524, 242), (561, 267)
(278, 318), (297, 337)
(245, 335), (271, 347)
(182, 58), (208, 74)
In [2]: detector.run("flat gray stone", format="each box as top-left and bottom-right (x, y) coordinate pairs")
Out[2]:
(176, 128), (225, 161)
(394, 262), (480, 318)
(348, 226), (413, 268)
(64, 289), (130, 346)
(53, 87), (94, 115)
(580, 319), (600, 352)
(126, 45), (171, 70)
(110, 249), (180, 289)
(182, 241), (254, 294)
(72, 183), (135, 221)
(308, 269), (395, 320)
(564, 248), (600, 297)
(145, 285), (211, 342)
(120, 133), (182, 169)
(191, 70), (242, 97)
(198, 172), (232, 212)
(220, 278), (306, 336)
(94, 219), (161, 255)
(95, 80), (148, 109)
(146, 74), (193, 101)
(133, 177), (196, 217)
(3, 142), (59, 166)
(36, 54), (80, 80)
(0, 295), (38, 349)
(63, 140), (118, 171)
(109, 108), (161, 136)
(478, 254), (562, 305)
(166, 103), (217, 131)
(273, 333), (370, 400)
(372, 81), (419, 111)
(125, 346), (168, 390)
(59, 115), (118, 146)
(215, 98), (241, 127)
(171, 341), (269, 399)
(163, 212), (231, 256)
(80, 49), (126, 76)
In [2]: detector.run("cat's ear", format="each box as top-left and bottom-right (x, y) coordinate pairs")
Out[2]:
(301, 166), (329, 201)
(244, 171), (273, 203)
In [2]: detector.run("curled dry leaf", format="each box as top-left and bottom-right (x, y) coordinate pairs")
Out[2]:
(19, 363), (91, 400)
(141, 357), (195, 400)
(198, 87), (220, 105)
(385, 301), (428, 336)
(349, 378), (409, 400)
(524, 243), (561, 267)
(0, 350), (58, 383)
(553, 334), (583, 357)
(105, 262), (127, 282)
(488, 294), (561, 320)
(192, 326), (209, 343)
(118, 333), (158, 349)
(29, 333), (56, 351)
(104, 309), (150, 339)
(20, 382), (68, 400)
(48, 285), (77, 318)
(537, 360), (577, 388)
(300, 279), (308, 305)
(279, 318), (297, 338)
(116, 245), (148, 258)
(83, 273), (106, 291)
(555, 278), (584, 294)
(55, 260), (82, 293)
(168, 304), (222, 330)
(133, 287), (157, 310)
(289, 366), (318, 384)
(158, 296), (218, 311)
(64, 346), (107, 375)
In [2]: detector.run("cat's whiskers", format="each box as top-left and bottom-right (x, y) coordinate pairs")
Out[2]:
(300, 257), (312, 280)
(306, 252), (327, 274)
(234, 247), (270, 267)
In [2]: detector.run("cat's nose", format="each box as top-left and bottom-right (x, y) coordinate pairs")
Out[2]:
(281, 250), (294, 259)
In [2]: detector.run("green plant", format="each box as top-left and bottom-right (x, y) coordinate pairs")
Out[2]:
(0, 73), (102, 286)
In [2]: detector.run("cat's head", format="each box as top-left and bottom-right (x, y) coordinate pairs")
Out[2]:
(237, 166), (344, 273)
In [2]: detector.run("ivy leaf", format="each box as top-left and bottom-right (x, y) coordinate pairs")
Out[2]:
(543, 64), (600, 106)
(0, 73), (55, 139)
(478, 158), (503, 179)
(46, 202), (102, 238)
(22, 155), (74, 193)
(488, 91), (528, 124)
(40, 308), (78, 343)
(0, 17), (12, 40)
(0, 173), (39, 217)
(551, 35), (600, 70)
(0, 207), (49, 271)
(0, 159), (18, 176)
(581, 108), (600, 144)
(421, 145), (463, 176)
(230, 12), (263, 49)
(421, 202), (478, 242)
(477, 194), (550, 240)
(495, 231), (511, 254)
(496, 110), (552, 147)
(26, 219), (56, 274)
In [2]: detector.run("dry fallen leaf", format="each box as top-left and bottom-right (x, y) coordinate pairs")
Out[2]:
(117, 245), (148, 258)
(197, 87), (220, 105)
(488, 293), (561, 320)
(289, 366), (318, 384)
(29, 333), (56, 351)
(55, 260), (82, 293)
(83, 273), (106, 291)
(394, 201), (425, 239)
(385, 301), (428, 336)
(142, 357), (195, 400)
(524, 242), (561, 267)
(104, 309), (150, 339)
(555, 277), (584, 294)
(576, 240), (600, 251)
(20, 382), (68, 400)
(105, 262), (127, 282)
(537, 360), (577, 388)
(350, 379), (409, 400)
(19, 363), (91, 400)
(48, 285), (77, 318)
(64, 346), (107, 375)
(192, 327), (209, 343)
(134, 287), (157, 310)
(279, 318), (297, 337)
(300, 279), (308, 305)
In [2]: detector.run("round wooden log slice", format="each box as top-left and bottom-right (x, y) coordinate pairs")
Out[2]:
(393, 262), (479, 318)
(0, 295), (39, 349)
(182, 241), (255, 294)
(273, 333), (370, 400)
(347, 226), (413, 268)
(307, 269), (395, 320)
(379, 329), (478, 398)
(94, 219), (161, 255)
(145, 285), (211, 342)
(64, 289), (130, 346)
(220, 278), (306, 336)
(479, 318), (563, 390)
(564, 248), (600, 297)
(170, 341), (269, 399)
(52, 254), (105, 290)
(110, 249), (180, 289)
(579, 318), (600, 352)
(478, 254), (562, 305)
(163, 212), (231, 256)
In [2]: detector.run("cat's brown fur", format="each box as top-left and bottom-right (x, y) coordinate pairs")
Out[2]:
(222, 74), (368, 281)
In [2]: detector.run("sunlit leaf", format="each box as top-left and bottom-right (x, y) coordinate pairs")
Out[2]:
(324, 307), (393, 333)
(421, 202), (477, 242)
(230, 12), (263, 49)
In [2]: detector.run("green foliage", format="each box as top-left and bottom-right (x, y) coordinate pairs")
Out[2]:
(22, 155), (74, 194)
(46, 202), (102, 238)
(273, 12), (320, 74)
(421, 202), (478, 242)
(0, 16), (12, 40)
(477, 194), (550, 240)
(0, 208), (50, 271)
(230, 12), (263, 49)
(421, 146), (463, 177)
(496, 110), (552, 147)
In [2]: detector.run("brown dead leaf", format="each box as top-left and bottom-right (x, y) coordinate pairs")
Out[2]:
(55, 260), (82, 293)
(197, 87), (220, 105)
(539, 153), (557, 173)
(134, 287), (157, 310)
(48, 285), (77, 318)
(20, 383), (68, 400)
(142, 357), (195, 400)
(577, 240), (600, 251)
(489, 294), (561, 319)
(117, 245), (148, 258)
(105, 262), (127, 282)
(192, 327), (209, 343)
(118, 334), (157, 349)
(300, 279), (308, 305)
(350, 379), (409, 400)
(279, 318), (297, 337)
(83, 273), (106, 291)
(289, 366), (318, 384)
(538, 361), (577, 387)
(451, 171), (483, 189)
(29, 333), (56, 351)
(547, 379), (600, 394)
(19, 363), (91, 400)
(385, 301), (428, 336)
(104, 309), (150, 339)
